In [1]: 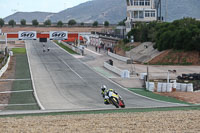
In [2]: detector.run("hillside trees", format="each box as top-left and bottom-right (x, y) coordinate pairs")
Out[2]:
(68, 19), (76, 26)
(0, 18), (4, 27)
(57, 21), (63, 27)
(104, 21), (109, 27)
(44, 19), (51, 26)
(32, 19), (39, 26)
(93, 21), (98, 27)
(127, 18), (200, 52)
(20, 19), (26, 26)
(8, 19), (16, 27)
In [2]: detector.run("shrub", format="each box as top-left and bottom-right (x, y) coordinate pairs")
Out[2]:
(0, 18), (4, 27)
(93, 21), (98, 27)
(57, 21), (63, 27)
(68, 19), (76, 26)
(20, 19), (26, 26)
(32, 19), (39, 26)
(8, 19), (16, 27)
(44, 19), (51, 26)
(104, 21), (109, 27)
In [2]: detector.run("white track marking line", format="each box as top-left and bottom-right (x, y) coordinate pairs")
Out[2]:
(52, 41), (83, 79)
(25, 41), (45, 110)
(60, 58), (83, 79)
(0, 90), (33, 94)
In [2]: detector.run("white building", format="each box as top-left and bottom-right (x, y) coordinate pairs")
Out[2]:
(126, 0), (157, 32)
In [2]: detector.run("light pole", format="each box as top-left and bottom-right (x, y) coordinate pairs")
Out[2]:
(144, 44), (149, 90)
(167, 70), (176, 84)
(129, 35), (134, 75)
(5, 33), (8, 55)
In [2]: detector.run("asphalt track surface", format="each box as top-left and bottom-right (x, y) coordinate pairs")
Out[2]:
(26, 40), (184, 110)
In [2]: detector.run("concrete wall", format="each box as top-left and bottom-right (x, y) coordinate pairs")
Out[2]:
(108, 51), (131, 63)
(104, 61), (130, 78)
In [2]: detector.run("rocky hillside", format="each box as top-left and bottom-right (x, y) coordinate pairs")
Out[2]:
(160, 0), (200, 22)
(4, 12), (55, 23)
(49, 0), (126, 24)
(4, 0), (126, 24)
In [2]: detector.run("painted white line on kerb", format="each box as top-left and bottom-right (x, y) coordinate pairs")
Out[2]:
(0, 90), (33, 94)
(25, 41), (45, 110)
(85, 48), (102, 56)
(0, 103), (37, 107)
(0, 79), (31, 81)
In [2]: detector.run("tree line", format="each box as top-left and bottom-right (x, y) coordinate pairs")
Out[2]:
(0, 18), (110, 27)
(126, 18), (200, 52)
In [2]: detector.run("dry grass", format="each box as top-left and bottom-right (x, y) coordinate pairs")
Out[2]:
(0, 111), (200, 132)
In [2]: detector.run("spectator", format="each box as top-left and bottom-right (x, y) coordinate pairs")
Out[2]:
(98, 45), (101, 53)
(95, 46), (97, 52)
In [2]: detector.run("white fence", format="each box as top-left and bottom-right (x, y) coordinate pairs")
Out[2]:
(0, 55), (10, 77)
(108, 51), (132, 63)
(103, 61), (130, 78)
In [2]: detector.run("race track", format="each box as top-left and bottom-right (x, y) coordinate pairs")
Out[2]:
(26, 40), (184, 110)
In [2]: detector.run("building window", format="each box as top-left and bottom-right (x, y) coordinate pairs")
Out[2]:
(145, 11), (150, 17)
(139, 11), (144, 18)
(126, 0), (130, 6)
(139, 0), (144, 6)
(130, 0), (133, 6)
(151, 11), (155, 17)
(145, 0), (150, 6)
(134, 0), (139, 6)
(145, 10), (156, 17)
(133, 11), (139, 18)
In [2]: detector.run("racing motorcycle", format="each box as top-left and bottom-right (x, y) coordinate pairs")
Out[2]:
(108, 91), (125, 108)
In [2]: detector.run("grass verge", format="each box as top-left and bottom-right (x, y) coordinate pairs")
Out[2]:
(128, 88), (192, 105)
(12, 48), (26, 54)
(54, 41), (78, 54)
(5, 53), (40, 110)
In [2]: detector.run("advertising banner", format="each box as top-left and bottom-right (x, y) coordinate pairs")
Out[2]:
(50, 31), (68, 40)
(18, 31), (37, 40)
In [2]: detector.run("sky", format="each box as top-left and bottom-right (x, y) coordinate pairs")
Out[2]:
(0, 0), (91, 18)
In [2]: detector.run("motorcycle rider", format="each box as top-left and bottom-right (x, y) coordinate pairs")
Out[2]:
(101, 85), (118, 105)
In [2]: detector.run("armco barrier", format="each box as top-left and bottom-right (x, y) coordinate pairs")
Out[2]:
(0, 55), (10, 78)
(103, 61), (130, 78)
(108, 51), (132, 64)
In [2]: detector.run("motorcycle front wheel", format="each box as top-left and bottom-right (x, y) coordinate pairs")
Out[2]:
(110, 98), (119, 108)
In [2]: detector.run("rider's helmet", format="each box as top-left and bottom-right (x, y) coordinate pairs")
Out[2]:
(101, 85), (107, 92)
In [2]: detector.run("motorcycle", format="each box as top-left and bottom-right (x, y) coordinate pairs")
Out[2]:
(107, 91), (125, 108)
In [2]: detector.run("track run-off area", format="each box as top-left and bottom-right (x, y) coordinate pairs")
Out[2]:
(25, 40), (186, 111)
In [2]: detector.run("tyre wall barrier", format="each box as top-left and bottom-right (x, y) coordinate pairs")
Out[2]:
(104, 61), (130, 78)
(108, 51), (132, 64)
(0, 55), (10, 78)
(145, 82), (155, 92)
(155, 82), (193, 92)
